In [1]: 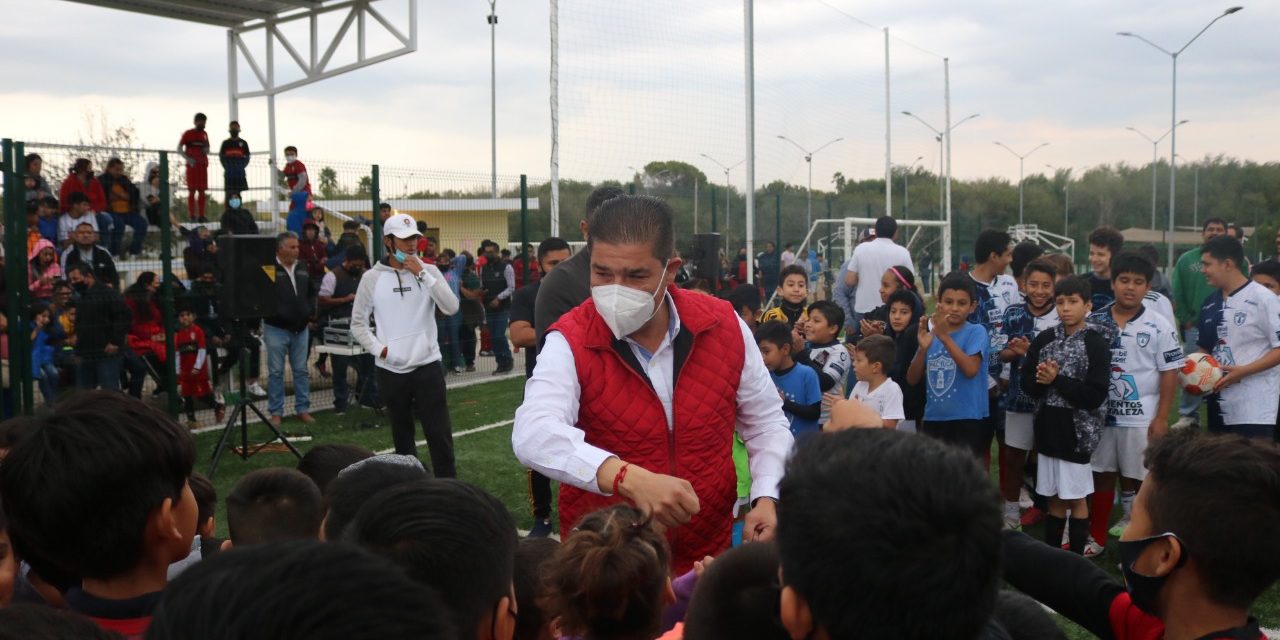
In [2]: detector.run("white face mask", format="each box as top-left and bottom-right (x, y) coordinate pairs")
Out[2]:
(285, 155), (297, 163)
(591, 263), (669, 340)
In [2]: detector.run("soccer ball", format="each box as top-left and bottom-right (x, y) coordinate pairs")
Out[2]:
(1179, 353), (1223, 395)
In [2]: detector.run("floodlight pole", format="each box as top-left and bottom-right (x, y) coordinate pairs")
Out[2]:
(701, 154), (744, 239)
(744, 0), (755, 284)
(993, 142), (1044, 225)
(488, 0), (498, 198)
(1118, 6), (1243, 270)
(1126, 121), (1188, 230)
(777, 135), (842, 233)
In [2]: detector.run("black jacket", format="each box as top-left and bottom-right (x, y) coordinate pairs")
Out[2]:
(76, 282), (130, 358)
(62, 246), (119, 290)
(1020, 326), (1111, 463)
(220, 207), (259, 235)
(265, 260), (316, 333)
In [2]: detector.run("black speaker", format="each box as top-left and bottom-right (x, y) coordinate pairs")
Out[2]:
(691, 233), (721, 282)
(217, 235), (278, 320)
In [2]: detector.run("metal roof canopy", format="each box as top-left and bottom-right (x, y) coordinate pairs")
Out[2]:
(64, 0), (418, 224)
(64, 0), (328, 28)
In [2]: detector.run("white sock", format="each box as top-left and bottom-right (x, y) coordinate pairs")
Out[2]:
(1120, 490), (1137, 520)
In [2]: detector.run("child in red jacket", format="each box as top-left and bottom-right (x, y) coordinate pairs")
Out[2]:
(176, 308), (224, 428)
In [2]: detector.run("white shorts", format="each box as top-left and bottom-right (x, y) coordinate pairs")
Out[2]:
(1036, 454), (1094, 500)
(1004, 412), (1034, 450)
(1091, 427), (1149, 480)
(898, 419), (917, 434)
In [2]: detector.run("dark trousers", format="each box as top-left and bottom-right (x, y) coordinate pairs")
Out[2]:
(921, 418), (993, 459)
(377, 362), (455, 478)
(1211, 423), (1276, 440)
(528, 470), (552, 520)
(109, 212), (148, 256)
(460, 323), (478, 366)
(76, 355), (122, 392)
(332, 353), (378, 411)
(486, 310), (513, 368)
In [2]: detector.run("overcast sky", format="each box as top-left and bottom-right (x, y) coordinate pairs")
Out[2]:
(2, 0), (1276, 191)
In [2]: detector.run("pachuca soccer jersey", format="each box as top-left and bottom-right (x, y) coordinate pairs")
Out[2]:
(999, 304), (1060, 414)
(967, 272), (1023, 379)
(1089, 304), (1183, 427)
(1199, 281), (1280, 425)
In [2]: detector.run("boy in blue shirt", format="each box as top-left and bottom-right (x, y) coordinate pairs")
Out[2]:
(907, 273), (990, 458)
(757, 320), (822, 440)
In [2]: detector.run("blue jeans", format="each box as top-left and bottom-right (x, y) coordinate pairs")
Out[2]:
(110, 212), (148, 256)
(36, 362), (59, 406)
(332, 353), (377, 412)
(263, 324), (310, 417)
(439, 313), (463, 370)
(77, 355), (122, 392)
(1178, 328), (1201, 419)
(486, 310), (513, 368)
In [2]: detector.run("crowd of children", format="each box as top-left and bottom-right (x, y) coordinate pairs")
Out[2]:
(0, 213), (1278, 639)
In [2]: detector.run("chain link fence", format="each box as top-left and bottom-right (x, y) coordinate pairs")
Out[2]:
(2, 137), (545, 429)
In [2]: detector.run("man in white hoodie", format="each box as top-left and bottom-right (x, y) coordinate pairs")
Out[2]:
(351, 214), (461, 477)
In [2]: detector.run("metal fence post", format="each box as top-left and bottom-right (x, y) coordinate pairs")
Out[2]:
(1, 139), (27, 416)
(371, 164), (382, 262)
(13, 141), (32, 414)
(519, 175), (529, 284)
(159, 152), (179, 416)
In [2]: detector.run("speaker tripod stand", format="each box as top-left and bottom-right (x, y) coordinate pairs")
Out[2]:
(208, 329), (301, 477)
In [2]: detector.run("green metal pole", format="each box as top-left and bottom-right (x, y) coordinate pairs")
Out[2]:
(520, 175), (529, 284)
(710, 185), (718, 232)
(13, 141), (32, 414)
(371, 165), (382, 262)
(628, 182), (636, 196)
(2, 139), (24, 416)
(159, 152), (179, 416)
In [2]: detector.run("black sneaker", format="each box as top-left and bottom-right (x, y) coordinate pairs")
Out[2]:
(528, 519), (554, 538)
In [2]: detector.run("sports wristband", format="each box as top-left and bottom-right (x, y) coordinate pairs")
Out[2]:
(612, 463), (631, 497)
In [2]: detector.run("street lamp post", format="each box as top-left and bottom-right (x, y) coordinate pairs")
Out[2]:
(777, 136), (842, 232)
(1045, 164), (1071, 236)
(902, 111), (978, 218)
(994, 142), (1050, 225)
(700, 153), (744, 237)
(1177, 153), (1200, 230)
(487, 0), (498, 198)
(1119, 6), (1243, 270)
(1126, 121), (1189, 230)
(903, 156), (923, 216)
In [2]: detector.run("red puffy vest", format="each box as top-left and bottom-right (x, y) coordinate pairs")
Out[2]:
(550, 287), (745, 573)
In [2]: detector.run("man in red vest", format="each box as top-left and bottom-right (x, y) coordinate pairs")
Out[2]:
(513, 195), (793, 573)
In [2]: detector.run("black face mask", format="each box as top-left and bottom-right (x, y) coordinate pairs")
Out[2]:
(72, 282), (89, 294)
(1117, 533), (1187, 616)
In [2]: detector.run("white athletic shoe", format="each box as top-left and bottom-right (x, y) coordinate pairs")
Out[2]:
(247, 382), (268, 398)
(1003, 514), (1021, 531)
(1018, 487), (1034, 510)
(1171, 416), (1199, 431)
(1083, 538), (1106, 558)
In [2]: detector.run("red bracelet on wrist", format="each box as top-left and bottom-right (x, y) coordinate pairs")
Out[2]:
(612, 463), (631, 497)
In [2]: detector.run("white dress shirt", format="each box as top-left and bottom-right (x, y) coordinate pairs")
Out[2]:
(512, 294), (793, 503)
